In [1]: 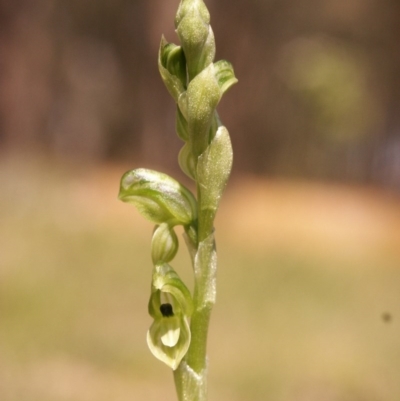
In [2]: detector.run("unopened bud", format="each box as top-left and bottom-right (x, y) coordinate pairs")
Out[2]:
(158, 37), (187, 103)
(175, 0), (215, 80)
(178, 142), (197, 180)
(118, 168), (197, 226)
(151, 223), (179, 265)
(214, 60), (238, 95)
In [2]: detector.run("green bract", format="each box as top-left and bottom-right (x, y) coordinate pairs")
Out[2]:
(118, 168), (197, 226)
(186, 63), (221, 157)
(197, 125), (233, 215)
(147, 264), (193, 370)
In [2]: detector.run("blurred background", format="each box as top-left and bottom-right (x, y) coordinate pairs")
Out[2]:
(1, 0), (400, 400)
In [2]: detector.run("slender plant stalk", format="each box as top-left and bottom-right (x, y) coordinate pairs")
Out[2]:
(119, 1), (237, 400)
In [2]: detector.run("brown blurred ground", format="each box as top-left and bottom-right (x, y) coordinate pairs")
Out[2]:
(1, 156), (400, 401)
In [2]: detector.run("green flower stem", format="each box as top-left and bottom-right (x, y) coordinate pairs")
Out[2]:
(174, 228), (216, 401)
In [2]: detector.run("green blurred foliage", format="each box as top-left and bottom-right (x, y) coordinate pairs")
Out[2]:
(280, 37), (381, 143)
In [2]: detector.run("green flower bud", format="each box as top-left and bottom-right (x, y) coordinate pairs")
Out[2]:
(151, 223), (179, 265)
(184, 224), (198, 250)
(177, 91), (189, 121)
(176, 106), (189, 141)
(158, 37), (187, 103)
(178, 142), (197, 180)
(118, 168), (197, 226)
(175, 0), (210, 26)
(175, 0), (215, 80)
(214, 60), (238, 95)
(147, 264), (193, 370)
(185, 63), (221, 157)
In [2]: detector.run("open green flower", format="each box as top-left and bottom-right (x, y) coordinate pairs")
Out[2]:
(147, 264), (193, 370)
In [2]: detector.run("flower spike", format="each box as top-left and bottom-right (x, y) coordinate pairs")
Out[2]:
(119, 0), (236, 398)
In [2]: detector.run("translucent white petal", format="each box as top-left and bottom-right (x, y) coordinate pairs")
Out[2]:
(147, 315), (191, 370)
(161, 326), (180, 347)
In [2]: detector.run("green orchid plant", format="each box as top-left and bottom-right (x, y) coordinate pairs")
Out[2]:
(118, 0), (237, 399)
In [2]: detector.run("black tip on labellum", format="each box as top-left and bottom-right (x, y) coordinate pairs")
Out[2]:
(160, 303), (174, 317)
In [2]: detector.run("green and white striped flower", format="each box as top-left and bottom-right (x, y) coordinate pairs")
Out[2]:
(147, 264), (193, 370)
(118, 168), (197, 227)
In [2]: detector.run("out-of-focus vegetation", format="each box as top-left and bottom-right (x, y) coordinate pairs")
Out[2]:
(1, 155), (399, 401)
(1, 0), (400, 188)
